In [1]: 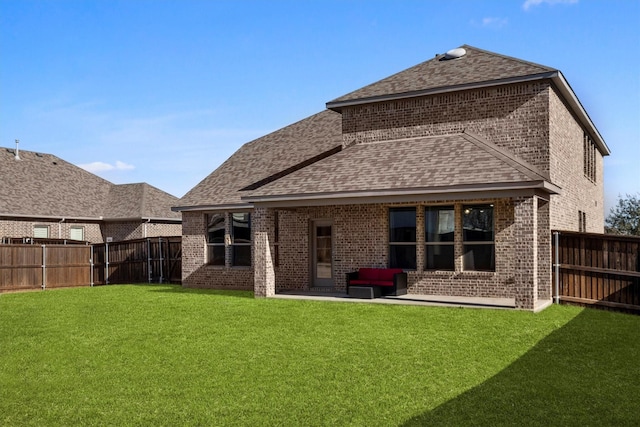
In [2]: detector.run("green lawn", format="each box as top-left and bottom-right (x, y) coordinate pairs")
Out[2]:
(1, 285), (638, 426)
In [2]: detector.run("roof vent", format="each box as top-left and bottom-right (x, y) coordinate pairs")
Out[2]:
(442, 47), (466, 60)
(14, 139), (21, 160)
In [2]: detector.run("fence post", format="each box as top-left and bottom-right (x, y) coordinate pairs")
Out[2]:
(90, 245), (94, 287)
(147, 238), (152, 283)
(105, 242), (110, 285)
(159, 238), (164, 284)
(553, 231), (560, 305)
(41, 244), (46, 290)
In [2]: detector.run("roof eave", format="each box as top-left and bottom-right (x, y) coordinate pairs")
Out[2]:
(326, 71), (558, 111)
(242, 180), (561, 208)
(326, 70), (610, 157)
(551, 72), (610, 155)
(0, 213), (103, 221)
(172, 203), (254, 213)
(102, 217), (182, 222)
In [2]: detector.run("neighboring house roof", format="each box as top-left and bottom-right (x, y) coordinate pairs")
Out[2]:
(103, 183), (182, 221)
(175, 110), (343, 211)
(0, 147), (180, 221)
(242, 132), (560, 207)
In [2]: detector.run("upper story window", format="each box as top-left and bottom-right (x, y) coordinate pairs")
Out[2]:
(462, 205), (495, 272)
(389, 207), (416, 270)
(69, 226), (84, 241)
(584, 132), (596, 182)
(578, 210), (587, 233)
(33, 225), (49, 239)
(425, 206), (455, 270)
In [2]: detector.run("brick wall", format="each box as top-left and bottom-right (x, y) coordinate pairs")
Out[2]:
(342, 82), (551, 173)
(102, 221), (181, 242)
(181, 211), (253, 290)
(548, 86), (605, 232)
(263, 198), (548, 308)
(1, 218), (102, 242)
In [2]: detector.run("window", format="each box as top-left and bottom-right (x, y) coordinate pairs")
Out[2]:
(207, 213), (225, 266)
(231, 213), (251, 267)
(33, 225), (49, 239)
(389, 207), (416, 269)
(462, 205), (495, 271)
(69, 226), (84, 241)
(578, 210), (587, 232)
(584, 132), (596, 182)
(425, 206), (455, 270)
(274, 211), (279, 267)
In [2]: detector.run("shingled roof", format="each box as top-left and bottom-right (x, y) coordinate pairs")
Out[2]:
(175, 109), (343, 210)
(327, 45), (556, 108)
(0, 147), (180, 220)
(103, 183), (181, 220)
(242, 132), (560, 205)
(176, 44), (606, 211)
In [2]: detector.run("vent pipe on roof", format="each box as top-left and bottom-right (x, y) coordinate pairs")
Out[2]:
(14, 139), (20, 160)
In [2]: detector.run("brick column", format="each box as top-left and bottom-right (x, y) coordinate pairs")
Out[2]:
(513, 196), (538, 310)
(253, 207), (275, 297)
(537, 199), (552, 302)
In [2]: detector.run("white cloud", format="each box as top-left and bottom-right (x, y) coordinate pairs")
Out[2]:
(79, 160), (135, 173)
(523, 0), (578, 11)
(481, 17), (508, 28)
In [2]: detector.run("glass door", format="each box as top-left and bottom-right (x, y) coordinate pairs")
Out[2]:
(312, 221), (333, 287)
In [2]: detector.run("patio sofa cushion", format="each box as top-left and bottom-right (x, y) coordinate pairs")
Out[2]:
(346, 268), (408, 297)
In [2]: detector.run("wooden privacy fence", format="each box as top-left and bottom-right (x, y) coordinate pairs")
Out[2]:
(0, 244), (91, 291)
(552, 231), (640, 313)
(0, 237), (181, 292)
(92, 237), (182, 285)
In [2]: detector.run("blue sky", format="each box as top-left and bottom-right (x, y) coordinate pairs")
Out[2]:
(1, 0), (638, 213)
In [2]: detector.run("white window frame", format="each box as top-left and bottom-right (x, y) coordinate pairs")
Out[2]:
(33, 225), (49, 239)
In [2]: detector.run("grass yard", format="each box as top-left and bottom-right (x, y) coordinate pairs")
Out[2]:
(1, 285), (638, 426)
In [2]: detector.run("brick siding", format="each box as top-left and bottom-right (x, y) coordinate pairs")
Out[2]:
(1, 218), (181, 244)
(1, 219), (103, 242)
(342, 82), (551, 173)
(180, 80), (604, 310)
(181, 211), (253, 290)
(548, 86), (605, 232)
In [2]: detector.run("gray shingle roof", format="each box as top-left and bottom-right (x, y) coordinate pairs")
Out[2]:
(243, 132), (556, 201)
(0, 147), (180, 220)
(103, 183), (181, 220)
(176, 109), (343, 209)
(328, 45), (556, 107)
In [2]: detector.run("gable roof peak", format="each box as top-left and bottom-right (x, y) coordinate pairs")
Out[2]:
(327, 44), (557, 109)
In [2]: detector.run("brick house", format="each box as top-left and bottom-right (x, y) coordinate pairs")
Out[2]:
(1, 147), (181, 243)
(174, 45), (609, 310)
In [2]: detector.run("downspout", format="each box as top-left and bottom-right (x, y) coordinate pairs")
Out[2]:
(59, 218), (65, 240)
(553, 231), (560, 304)
(143, 218), (151, 238)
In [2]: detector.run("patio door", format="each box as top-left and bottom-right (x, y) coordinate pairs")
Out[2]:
(312, 221), (333, 287)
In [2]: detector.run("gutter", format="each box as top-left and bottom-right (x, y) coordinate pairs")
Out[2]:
(101, 217), (182, 222)
(0, 213), (103, 221)
(242, 180), (561, 207)
(172, 203), (254, 213)
(0, 213), (180, 223)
